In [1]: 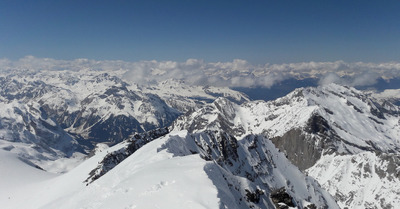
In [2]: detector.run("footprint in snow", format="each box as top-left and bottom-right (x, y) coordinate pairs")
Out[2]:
(141, 180), (176, 196)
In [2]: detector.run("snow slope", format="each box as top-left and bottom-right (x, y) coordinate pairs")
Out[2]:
(0, 149), (57, 208)
(0, 132), (223, 209)
(0, 131), (339, 209)
(82, 130), (338, 208)
(41, 132), (221, 209)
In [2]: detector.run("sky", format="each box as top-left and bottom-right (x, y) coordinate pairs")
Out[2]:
(0, 0), (399, 64)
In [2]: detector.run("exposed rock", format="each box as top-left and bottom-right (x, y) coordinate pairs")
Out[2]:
(245, 188), (264, 203)
(270, 187), (295, 209)
(85, 127), (169, 184)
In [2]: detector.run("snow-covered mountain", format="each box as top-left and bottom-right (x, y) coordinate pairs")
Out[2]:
(0, 129), (339, 209)
(171, 83), (400, 208)
(373, 88), (400, 106)
(1, 69), (399, 209)
(144, 78), (249, 112)
(0, 69), (248, 172)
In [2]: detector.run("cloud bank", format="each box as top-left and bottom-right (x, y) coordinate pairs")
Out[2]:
(1, 56), (400, 88)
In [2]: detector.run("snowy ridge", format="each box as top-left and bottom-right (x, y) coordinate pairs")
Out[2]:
(84, 127), (338, 208)
(144, 78), (249, 112)
(373, 89), (400, 106)
(0, 130), (338, 209)
(171, 83), (400, 208)
(301, 84), (400, 154)
(173, 84), (400, 154)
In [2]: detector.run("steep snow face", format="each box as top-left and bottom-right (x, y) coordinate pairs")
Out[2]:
(307, 152), (400, 209)
(301, 84), (400, 154)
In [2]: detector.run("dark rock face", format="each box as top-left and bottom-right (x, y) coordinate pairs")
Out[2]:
(375, 153), (400, 181)
(88, 115), (144, 145)
(185, 132), (334, 208)
(270, 187), (295, 209)
(271, 129), (322, 171)
(304, 204), (317, 209)
(305, 114), (331, 134)
(270, 111), (400, 172)
(270, 114), (340, 170)
(245, 189), (264, 203)
(40, 103), (150, 150)
(193, 131), (239, 165)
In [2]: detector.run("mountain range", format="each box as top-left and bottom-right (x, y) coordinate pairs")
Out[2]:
(0, 69), (399, 209)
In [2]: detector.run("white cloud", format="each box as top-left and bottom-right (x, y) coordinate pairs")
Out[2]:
(1, 56), (400, 88)
(319, 72), (344, 86)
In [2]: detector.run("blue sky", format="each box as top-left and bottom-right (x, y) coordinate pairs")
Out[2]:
(0, 0), (399, 64)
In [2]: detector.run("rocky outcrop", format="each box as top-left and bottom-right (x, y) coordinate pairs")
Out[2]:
(270, 187), (296, 209)
(85, 127), (169, 184)
(270, 114), (339, 170)
(185, 132), (338, 209)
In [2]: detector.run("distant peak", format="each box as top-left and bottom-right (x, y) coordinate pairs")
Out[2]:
(160, 79), (186, 86)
